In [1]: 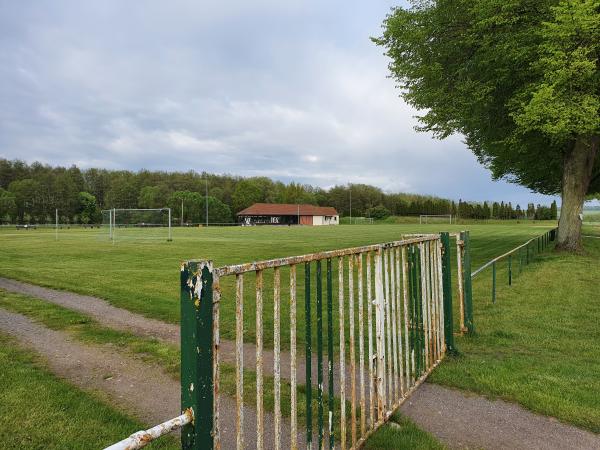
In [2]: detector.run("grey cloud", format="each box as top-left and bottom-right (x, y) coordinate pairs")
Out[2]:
(0, 0), (556, 206)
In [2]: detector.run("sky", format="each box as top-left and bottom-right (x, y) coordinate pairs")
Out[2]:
(0, 0), (559, 206)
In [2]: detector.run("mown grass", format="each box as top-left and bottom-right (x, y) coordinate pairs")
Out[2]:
(363, 412), (446, 450)
(0, 331), (178, 449)
(0, 289), (444, 448)
(0, 222), (555, 351)
(430, 235), (600, 433)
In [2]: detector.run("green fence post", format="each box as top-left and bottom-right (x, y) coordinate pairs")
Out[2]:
(181, 261), (214, 450)
(305, 262), (313, 448)
(440, 233), (457, 353)
(492, 261), (496, 303)
(316, 260), (324, 450)
(508, 254), (512, 286)
(461, 231), (474, 334)
(409, 246), (417, 378)
(326, 259), (334, 449)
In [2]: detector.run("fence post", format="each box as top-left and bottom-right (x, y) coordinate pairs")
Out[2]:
(181, 261), (214, 450)
(440, 233), (456, 354)
(460, 231), (474, 334)
(508, 254), (512, 286)
(492, 261), (496, 303)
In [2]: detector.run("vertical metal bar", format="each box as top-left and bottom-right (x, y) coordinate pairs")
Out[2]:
(274, 267), (281, 450)
(235, 274), (244, 450)
(316, 261), (324, 450)
(181, 261), (214, 450)
(357, 254), (366, 437)
(416, 245), (424, 375)
(305, 262), (313, 450)
(348, 256), (357, 446)
(430, 241), (439, 362)
(384, 248), (392, 409)
(435, 240), (445, 358)
(395, 247), (405, 397)
(366, 252), (374, 429)
(440, 233), (456, 354)
(326, 259), (334, 450)
(426, 242), (434, 367)
(508, 255), (512, 286)
(374, 248), (386, 423)
(290, 265), (298, 450)
(401, 247), (411, 392)
(338, 257), (346, 450)
(419, 243), (429, 371)
(390, 248), (399, 404)
(456, 237), (465, 333)
(462, 231), (474, 334)
(410, 245), (419, 378)
(213, 272), (221, 450)
(492, 261), (496, 304)
(256, 271), (264, 450)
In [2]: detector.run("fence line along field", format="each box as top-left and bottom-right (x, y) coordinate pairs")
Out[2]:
(0, 222), (555, 346)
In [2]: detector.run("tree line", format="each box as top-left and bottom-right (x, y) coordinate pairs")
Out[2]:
(0, 159), (557, 224)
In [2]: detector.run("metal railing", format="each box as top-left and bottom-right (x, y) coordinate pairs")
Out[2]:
(180, 233), (457, 449)
(104, 232), (462, 450)
(470, 228), (557, 303)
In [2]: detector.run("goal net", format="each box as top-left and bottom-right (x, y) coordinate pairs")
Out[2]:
(101, 208), (172, 241)
(419, 214), (452, 224)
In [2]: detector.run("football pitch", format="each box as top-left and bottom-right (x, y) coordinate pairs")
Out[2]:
(0, 222), (555, 337)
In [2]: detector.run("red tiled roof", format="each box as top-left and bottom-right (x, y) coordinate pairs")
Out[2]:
(237, 203), (338, 216)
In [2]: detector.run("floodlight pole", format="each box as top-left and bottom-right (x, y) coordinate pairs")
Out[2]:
(205, 177), (208, 227)
(297, 204), (300, 225)
(349, 185), (352, 225)
(55, 209), (58, 241)
(181, 199), (184, 227)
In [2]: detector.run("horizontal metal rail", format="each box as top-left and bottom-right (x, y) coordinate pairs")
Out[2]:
(471, 228), (557, 278)
(205, 235), (448, 449)
(104, 409), (193, 450)
(210, 235), (439, 276)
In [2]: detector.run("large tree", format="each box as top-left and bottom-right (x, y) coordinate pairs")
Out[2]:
(374, 0), (600, 251)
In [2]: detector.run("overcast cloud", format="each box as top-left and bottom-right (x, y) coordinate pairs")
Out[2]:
(0, 0), (557, 206)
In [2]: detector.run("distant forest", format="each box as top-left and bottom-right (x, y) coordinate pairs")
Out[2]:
(0, 159), (558, 224)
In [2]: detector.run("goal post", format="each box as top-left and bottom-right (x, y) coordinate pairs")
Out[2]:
(419, 214), (453, 224)
(102, 208), (172, 242)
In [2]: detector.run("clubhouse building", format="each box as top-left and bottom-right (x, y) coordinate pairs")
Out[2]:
(237, 203), (339, 226)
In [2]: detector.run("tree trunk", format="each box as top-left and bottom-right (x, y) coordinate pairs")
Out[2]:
(556, 136), (599, 252)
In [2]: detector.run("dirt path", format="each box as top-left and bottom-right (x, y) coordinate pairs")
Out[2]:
(0, 308), (303, 450)
(0, 277), (355, 391)
(400, 383), (600, 450)
(2, 277), (599, 449)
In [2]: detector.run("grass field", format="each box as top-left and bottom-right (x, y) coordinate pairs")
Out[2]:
(0, 331), (178, 449)
(0, 222), (555, 347)
(0, 288), (445, 449)
(2, 220), (599, 445)
(430, 228), (600, 432)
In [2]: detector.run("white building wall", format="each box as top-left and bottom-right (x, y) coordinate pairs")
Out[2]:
(313, 215), (339, 226)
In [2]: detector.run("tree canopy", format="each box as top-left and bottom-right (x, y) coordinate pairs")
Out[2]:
(374, 0), (599, 249)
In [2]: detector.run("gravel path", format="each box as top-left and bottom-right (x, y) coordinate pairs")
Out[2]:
(400, 383), (600, 450)
(0, 308), (302, 450)
(2, 277), (599, 449)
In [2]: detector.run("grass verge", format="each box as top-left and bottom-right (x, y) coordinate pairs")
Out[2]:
(430, 237), (600, 433)
(0, 289), (444, 448)
(0, 331), (177, 449)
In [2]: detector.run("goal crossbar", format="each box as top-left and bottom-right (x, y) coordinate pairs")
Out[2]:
(102, 208), (172, 241)
(419, 214), (453, 224)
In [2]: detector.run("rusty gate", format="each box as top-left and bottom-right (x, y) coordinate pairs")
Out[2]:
(178, 232), (459, 450)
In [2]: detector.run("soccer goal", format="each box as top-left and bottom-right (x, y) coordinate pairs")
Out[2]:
(419, 214), (453, 224)
(102, 208), (172, 242)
